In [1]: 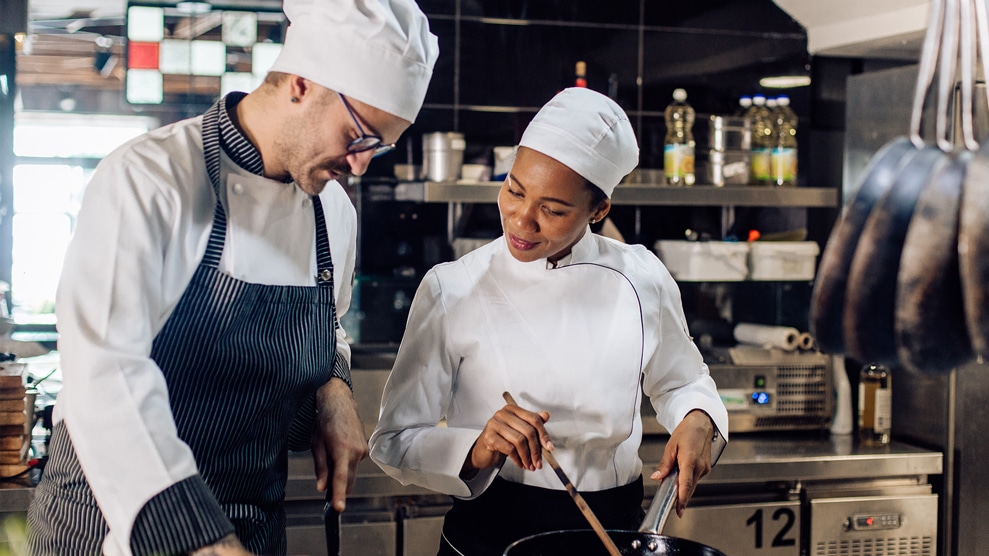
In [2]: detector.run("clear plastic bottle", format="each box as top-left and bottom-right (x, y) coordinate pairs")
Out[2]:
(664, 88), (695, 186)
(858, 363), (892, 446)
(746, 94), (772, 185)
(770, 94), (798, 187)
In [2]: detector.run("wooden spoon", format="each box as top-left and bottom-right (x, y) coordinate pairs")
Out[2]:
(501, 392), (622, 556)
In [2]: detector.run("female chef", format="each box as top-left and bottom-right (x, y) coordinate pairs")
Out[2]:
(370, 87), (729, 556)
(26, 1), (438, 555)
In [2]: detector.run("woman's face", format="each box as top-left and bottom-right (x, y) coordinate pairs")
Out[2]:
(498, 147), (610, 263)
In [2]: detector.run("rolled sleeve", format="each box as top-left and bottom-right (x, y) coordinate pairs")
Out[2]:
(129, 475), (235, 556)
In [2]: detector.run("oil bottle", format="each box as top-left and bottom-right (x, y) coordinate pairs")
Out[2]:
(858, 363), (892, 446)
(663, 88), (695, 186)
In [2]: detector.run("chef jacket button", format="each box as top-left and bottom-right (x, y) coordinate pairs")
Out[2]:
(303, 198), (312, 207)
(318, 269), (332, 282)
(232, 183), (244, 194)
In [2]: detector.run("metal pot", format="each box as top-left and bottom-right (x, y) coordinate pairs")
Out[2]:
(505, 436), (727, 556)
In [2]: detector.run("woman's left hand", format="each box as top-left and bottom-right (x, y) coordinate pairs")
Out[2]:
(651, 410), (716, 517)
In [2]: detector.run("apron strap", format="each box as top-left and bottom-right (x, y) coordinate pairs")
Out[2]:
(200, 99), (228, 269)
(311, 196), (334, 289)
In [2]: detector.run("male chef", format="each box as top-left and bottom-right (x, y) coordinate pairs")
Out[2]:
(26, 1), (438, 554)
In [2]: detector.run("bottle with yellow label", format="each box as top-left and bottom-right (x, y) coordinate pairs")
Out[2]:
(746, 94), (772, 185)
(858, 363), (892, 446)
(664, 88), (695, 186)
(770, 95), (798, 187)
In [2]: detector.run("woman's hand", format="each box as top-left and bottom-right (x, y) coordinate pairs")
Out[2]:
(651, 410), (716, 517)
(189, 534), (255, 555)
(461, 402), (553, 477)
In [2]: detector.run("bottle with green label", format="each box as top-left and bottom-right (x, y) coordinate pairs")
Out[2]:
(663, 88), (695, 186)
(746, 94), (772, 185)
(770, 95), (798, 187)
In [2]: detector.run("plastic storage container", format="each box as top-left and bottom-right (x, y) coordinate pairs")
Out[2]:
(654, 240), (748, 281)
(748, 241), (819, 280)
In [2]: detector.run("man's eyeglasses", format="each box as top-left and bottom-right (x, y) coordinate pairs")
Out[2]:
(338, 93), (395, 158)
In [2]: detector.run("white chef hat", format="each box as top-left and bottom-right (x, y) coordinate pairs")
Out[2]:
(269, 0), (439, 123)
(519, 87), (639, 197)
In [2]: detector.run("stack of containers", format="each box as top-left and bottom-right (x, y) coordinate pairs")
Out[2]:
(706, 110), (751, 187)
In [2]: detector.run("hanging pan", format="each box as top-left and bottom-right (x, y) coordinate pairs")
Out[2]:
(895, 0), (979, 375)
(843, 0), (958, 366)
(958, 0), (989, 359)
(810, 0), (944, 355)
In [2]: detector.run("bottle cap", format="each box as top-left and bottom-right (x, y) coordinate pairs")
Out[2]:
(673, 88), (687, 102)
(777, 95), (790, 106)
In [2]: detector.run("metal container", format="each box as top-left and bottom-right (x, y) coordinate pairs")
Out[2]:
(421, 132), (466, 182)
(707, 149), (750, 186)
(708, 115), (751, 152)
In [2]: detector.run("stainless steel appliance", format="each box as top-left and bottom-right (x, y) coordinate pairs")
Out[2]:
(643, 347), (833, 434)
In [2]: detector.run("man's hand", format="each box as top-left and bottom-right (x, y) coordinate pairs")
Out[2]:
(650, 410), (715, 517)
(312, 377), (369, 512)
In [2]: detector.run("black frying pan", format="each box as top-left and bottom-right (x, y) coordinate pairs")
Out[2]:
(895, 0), (977, 375)
(895, 151), (973, 374)
(959, 141), (989, 358)
(810, 138), (920, 354)
(958, 0), (989, 359)
(810, 0), (945, 356)
(844, 146), (949, 366)
(504, 437), (728, 556)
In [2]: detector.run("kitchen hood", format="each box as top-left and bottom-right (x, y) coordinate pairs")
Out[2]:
(773, 0), (929, 59)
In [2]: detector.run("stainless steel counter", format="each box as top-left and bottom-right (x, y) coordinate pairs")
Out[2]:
(285, 435), (942, 502)
(0, 436), (941, 513)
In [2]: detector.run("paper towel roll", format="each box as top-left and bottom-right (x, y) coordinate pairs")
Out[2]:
(798, 332), (815, 351)
(733, 323), (800, 351)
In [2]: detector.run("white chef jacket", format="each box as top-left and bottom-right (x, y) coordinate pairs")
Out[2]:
(52, 114), (356, 554)
(370, 231), (728, 499)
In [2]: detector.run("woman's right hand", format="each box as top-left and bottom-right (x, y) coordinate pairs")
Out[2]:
(190, 534), (256, 555)
(462, 402), (553, 476)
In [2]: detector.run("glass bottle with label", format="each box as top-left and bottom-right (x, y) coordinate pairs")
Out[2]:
(663, 88), (695, 186)
(858, 363), (892, 445)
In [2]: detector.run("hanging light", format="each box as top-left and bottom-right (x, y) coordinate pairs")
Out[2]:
(759, 75), (812, 88)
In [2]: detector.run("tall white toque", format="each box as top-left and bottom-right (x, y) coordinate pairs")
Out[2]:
(269, 0), (440, 123)
(519, 87), (639, 197)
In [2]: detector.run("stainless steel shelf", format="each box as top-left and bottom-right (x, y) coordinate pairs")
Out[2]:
(394, 181), (839, 207)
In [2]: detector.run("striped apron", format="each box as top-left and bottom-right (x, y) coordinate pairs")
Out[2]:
(27, 102), (337, 555)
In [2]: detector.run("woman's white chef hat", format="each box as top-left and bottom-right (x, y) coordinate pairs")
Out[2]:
(519, 87), (639, 197)
(269, 0), (439, 123)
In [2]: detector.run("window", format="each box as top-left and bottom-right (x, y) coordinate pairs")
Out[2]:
(12, 112), (157, 324)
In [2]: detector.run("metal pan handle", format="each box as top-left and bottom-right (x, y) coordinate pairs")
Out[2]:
(639, 431), (727, 535)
